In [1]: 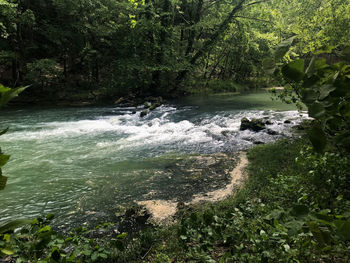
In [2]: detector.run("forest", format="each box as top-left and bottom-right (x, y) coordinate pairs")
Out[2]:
(0, 0), (348, 100)
(1, 0), (350, 262)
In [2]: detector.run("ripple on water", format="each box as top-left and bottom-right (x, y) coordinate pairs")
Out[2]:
(0, 98), (309, 228)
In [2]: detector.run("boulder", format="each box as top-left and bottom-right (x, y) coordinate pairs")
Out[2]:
(240, 118), (266, 132)
(267, 129), (278, 135)
(140, 110), (148, 117)
(149, 102), (161, 110)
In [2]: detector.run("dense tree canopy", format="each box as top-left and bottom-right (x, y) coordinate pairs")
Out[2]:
(0, 0), (349, 100)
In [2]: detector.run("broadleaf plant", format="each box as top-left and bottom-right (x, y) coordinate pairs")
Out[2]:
(264, 40), (350, 153)
(0, 84), (27, 190)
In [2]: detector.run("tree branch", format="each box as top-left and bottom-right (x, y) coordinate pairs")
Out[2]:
(234, 15), (272, 23)
(245, 0), (270, 7)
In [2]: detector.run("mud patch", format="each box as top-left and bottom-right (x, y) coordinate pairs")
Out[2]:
(188, 152), (247, 204)
(137, 200), (177, 225)
(138, 152), (248, 224)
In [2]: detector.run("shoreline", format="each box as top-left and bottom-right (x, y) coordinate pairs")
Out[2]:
(136, 152), (248, 225)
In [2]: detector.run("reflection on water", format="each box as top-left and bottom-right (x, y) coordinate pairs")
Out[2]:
(0, 91), (307, 227)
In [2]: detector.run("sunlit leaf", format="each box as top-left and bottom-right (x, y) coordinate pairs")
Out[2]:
(0, 247), (14, 255)
(274, 36), (296, 60)
(0, 86), (28, 108)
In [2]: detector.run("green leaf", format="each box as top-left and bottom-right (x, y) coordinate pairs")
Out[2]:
(333, 78), (350, 97)
(303, 75), (320, 89)
(0, 154), (10, 167)
(326, 116), (342, 130)
(51, 248), (61, 261)
(308, 124), (327, 153)
(91, 252), (99, 261)
(0, 219), (32, 234)
(305, 56), (316, 76)
(319, 85), (336, 100)
(262, 58), (275, 74)
(274, 36), (296, 60)
(339, 46), (350, 63)
(3, 234), (10, 242)
(0, 247), (14, 255)
(38, 225), (51, 233)
(292, 204), (309, 217)
(180, 235), (187, 240)
(0, 175), (7, 191)
(315, 46), (336, 55)
(0, 84), (11, 94)
(308, 102), (325, 118)
(264, 209), (284, 220)
(301, 89), (318, 104)
(334, 132), (350, 151)
(335, 220), (350, 241)
(111, 239), (125, 251)
(46, 214), (55, 220)
(282, 59), (305, 82)
(0, 85), (28, 108)
(0, 127), (8, 136)
(314, 59), (328, 70)
(340, 102), (350, 117)
(117, 232), (127, 239)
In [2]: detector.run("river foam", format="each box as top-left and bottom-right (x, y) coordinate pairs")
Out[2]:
(2, 105), (307, 153)
(0, 99), (308, 227)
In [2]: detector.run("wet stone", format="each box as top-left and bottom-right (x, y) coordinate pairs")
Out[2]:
(240, 117), (266, 132)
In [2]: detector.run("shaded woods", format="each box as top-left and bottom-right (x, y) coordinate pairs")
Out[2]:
(1, 0), (349, 101)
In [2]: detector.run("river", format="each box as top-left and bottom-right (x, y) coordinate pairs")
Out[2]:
(0, 91), (306, 228)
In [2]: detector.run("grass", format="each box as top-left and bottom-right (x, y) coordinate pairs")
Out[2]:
(143, 138), (350, 262)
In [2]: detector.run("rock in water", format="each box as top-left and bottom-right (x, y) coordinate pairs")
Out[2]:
(240, 118), (266, 132)
(267, 129), (278, 135)
(140, 110), (148, 117)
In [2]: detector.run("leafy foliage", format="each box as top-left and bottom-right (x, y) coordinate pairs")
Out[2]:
(0, 84), (27, 190)
(279, 57), (350, 152)
(146, 139), (350, 262)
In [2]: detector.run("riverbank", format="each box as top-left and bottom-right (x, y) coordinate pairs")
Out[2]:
(137, 152), (248, 225)
(138, 138), (350, 263)
(2, 137), (349, 262)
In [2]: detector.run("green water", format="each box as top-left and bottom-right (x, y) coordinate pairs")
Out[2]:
(0, 91), (306, 228)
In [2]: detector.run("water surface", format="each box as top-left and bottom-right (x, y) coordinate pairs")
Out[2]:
(0, 91), (306, 227)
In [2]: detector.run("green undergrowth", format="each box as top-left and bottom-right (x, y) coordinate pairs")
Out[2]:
(182, 80), (251, 95)
(147, 139), (350, 262)
(1, 139), (350, 262)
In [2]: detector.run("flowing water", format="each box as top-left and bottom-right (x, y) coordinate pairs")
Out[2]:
(0, 91), (307, 228)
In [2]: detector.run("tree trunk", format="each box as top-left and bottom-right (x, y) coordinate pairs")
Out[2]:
(173, 0), (246, 90)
